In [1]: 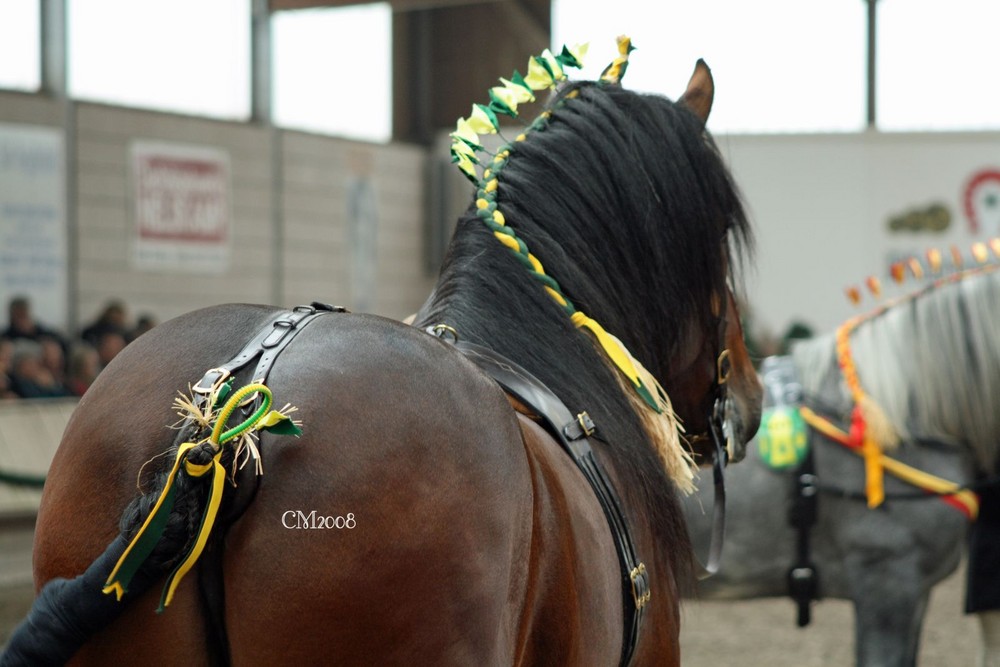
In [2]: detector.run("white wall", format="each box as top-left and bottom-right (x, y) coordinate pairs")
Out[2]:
(718, 130), (1000, 341)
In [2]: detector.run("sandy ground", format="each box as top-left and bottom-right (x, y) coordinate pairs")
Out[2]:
(1, 532), (979, 664)
(680, 563), (978, 666)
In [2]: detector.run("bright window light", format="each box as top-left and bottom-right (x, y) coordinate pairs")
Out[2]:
(272, 4), (392, 143)
(0, 0), (41, 91)
(553, 0), (867, 134)
(68, 0), (251, 120)
(878, 0), (1000, 131)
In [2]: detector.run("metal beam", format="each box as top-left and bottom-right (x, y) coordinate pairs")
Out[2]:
(866, 0), (878, 129)
(270, 0), (503, 12)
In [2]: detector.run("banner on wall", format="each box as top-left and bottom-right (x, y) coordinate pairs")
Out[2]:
(130, 141), (231, 274)
(0, 123), (67, 331)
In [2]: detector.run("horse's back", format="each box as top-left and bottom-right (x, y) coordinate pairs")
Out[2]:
(32, 304), (622, 665)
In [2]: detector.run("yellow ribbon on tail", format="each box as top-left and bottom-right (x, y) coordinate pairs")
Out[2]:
(103, 382), (300, 611)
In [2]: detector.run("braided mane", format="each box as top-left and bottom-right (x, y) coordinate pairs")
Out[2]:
(414, 75), (752, 581)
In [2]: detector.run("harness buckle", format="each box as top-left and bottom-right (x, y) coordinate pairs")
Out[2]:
(562, 411), (596, 440)
(630, 562), (651, 609)
(192, 368), (230, 395)
(716, 348), (732, 385)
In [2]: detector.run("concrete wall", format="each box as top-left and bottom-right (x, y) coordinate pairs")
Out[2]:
(3, 89), (999, 361)
(0, 93), (436, 338)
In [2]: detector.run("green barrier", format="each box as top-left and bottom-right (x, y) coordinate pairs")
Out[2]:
(0, 469), (46, 487)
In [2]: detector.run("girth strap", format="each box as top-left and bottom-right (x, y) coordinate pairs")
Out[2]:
(450, 339), (648, 667)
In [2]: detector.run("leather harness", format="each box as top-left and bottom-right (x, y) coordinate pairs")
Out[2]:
(192, 306), (727, 667)
(443, 336), (651, 667)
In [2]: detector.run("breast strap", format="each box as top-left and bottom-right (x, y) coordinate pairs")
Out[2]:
(450, 339), (648, 667)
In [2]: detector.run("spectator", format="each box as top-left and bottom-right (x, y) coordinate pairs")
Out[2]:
(38, 335), (67, 386)
(80, 300), (129, 346)
(779, 320), (815, 355)
(8, 340), (71, 398)
(0, 338), (18, 399)
(65, 341), (101, 397)
(127, 313), (157, 342)
(1, 295), (69, 352)
(94, 329), (127, 371)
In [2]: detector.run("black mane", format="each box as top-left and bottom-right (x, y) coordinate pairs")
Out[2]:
(414, 80), (753, 583)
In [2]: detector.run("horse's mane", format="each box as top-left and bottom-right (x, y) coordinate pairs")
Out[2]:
(793, 266), (1000, 471)
(415, 80), (753, 583)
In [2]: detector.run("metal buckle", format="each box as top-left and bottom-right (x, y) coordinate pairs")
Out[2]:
(716, 348), (732, 385)
(192, 368), (230, 395)
(576, 411), (595, 437)
(630, 562), (651, 609)
(429, 323), (459, 343)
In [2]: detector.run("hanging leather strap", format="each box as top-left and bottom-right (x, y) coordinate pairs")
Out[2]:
(448, 338), (648, 667)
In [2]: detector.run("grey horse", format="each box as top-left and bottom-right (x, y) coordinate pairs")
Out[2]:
(686, 264), (1000, 666)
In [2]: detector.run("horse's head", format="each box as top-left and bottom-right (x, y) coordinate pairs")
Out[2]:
(636, 60), (762, 468)
(431, 42), (762, 484)
(665, 286), (762, 466)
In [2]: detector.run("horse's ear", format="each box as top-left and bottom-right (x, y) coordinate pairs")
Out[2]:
(679, 59), (714, 126)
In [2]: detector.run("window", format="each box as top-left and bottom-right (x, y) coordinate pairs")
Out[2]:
(0, 0), (41, 92)
(877, 0), (1000, 131)
(68, 0), (251, 119)
(272, 4), (392, 143)
(553, 0), (866, 134)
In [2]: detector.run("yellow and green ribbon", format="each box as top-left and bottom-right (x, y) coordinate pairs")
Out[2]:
(103, 382), (300, 611)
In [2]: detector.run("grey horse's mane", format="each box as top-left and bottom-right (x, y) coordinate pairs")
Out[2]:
(792, 265), (1000, 471)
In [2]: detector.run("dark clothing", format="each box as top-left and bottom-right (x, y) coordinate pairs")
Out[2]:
(967, 479), (1000, 612)
(9, 374), (72, 399)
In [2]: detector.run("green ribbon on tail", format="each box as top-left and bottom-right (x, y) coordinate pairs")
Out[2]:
(103, 382), (301, 611)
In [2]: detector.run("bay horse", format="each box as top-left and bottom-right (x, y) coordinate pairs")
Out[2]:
(4, 51), (761, 666)
(685, 262), (1000, 667)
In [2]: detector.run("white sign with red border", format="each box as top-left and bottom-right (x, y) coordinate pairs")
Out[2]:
(130, 141), (231, 273)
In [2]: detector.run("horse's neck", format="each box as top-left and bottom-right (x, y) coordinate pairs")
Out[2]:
(791, 335), (851, 417)
(795, 292), (1000, 471)
(416, 241), (696, 583)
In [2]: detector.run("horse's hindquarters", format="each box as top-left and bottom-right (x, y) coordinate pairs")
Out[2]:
(219, 322), (538, 663)
(30, 308), (639, 664)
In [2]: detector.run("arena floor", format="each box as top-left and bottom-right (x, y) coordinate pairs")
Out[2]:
(680, 563), (978, 665)
(1, 524), (979, 664)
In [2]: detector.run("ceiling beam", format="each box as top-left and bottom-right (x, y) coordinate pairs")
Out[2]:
(270, 0), (503, 12)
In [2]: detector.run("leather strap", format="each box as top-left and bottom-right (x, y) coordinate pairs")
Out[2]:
(450, 339), (648, 667)
(787, 447), (819, 627)
(191, 303), (344, 400)
(188, 302), (344, 666)
(694, 403), (728, 580)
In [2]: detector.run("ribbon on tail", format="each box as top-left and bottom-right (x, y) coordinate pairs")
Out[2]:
(103, 382), (301, 611)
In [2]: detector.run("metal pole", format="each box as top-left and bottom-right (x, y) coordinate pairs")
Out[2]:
(866, 0), (878, 129)
(252, 0), (283, 306)
(41, 0), (77, 332)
